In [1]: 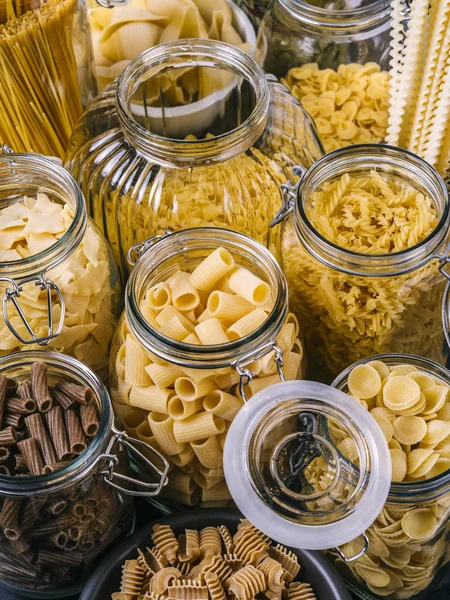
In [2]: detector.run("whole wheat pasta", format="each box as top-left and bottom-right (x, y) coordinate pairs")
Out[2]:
(46, 406), (71, 461)
(0, 446), (10, 464)
(6, 397), (36, 415)
(31, 363), (52, 413)
(0, 426), (16, 446)
(268, 545), (301, 583)
(11, 537), (30, 555)
(152, 525), (179, 564)
(42, 460), (71, 474)
(199, 527), (222, 558)
(80, 403), (100, 437)
(234, 528), (269, 566)
(48, 498), (67, 516)
(19, 497), (46, 531)
(48, 531), (69, 549)
(17, 381), (32, 400)
(0, 498), (22, 540)
(3, 413), (23, 429)
(55, 381), (93, 405)
(37, 548), (84, 566)
(64, 409), (87, 455)
(0, 376), (7, 428)
(178, 529), (200, 563)
(50, 388), (75, 411)
(258, 557), (285, 592)
(288, 582), (317, 600)
(227, 565), (266, 598)
(25, 413), (57, 466)
(0, 465), (11, 475)
(204, 572), (226, 600)
(18, 437), (44, 475)
(218, 525), (234, 554)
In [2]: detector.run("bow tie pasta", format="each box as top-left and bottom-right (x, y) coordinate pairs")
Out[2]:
(282, 63), (390, 153)
(0, 194), (119, 374)
(88, 0), (251, 93)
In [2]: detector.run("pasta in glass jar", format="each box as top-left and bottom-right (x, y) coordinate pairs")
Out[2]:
(273, 145), (450, 382)
(0, 151), (120, 376)
(256, 0), (392, 152)
(109, 228), (306, 510)
(331, 354), (450, 600)
(64, 38), (323, 277)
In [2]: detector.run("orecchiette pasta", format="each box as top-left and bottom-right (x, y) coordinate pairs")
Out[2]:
(110, 247), (305, 507)
(111, 521), (315, 600)
(282, 62), (390, 153)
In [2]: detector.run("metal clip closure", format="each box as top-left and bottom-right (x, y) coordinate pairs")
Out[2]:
(95, 0), (129, 7)
(127, 230), (174, 266)
(233, 341), (285, 403)
(1, 273), (65, 346)
(99, 426), (169, 497)
(334, 533), (370, 563)
(270, 165), (305, 227)
(1, 144), (16, 174)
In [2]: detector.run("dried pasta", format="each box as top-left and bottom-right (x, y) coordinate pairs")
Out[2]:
(282, 63), (390, 153)
(110, 247), (305, 506)
(111, 520), (316, 600)
(0, 194), (118, 374)
(282, 170), (444, 379)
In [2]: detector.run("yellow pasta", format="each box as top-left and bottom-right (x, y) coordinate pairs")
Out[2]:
(189, 248), (235, 292)
(195, 319), (230, 345)
(129, 386), (172, 413)
(169, 272), (200, 312)
(148, 413), (185, 456)
(207, 291), (254, 322)
(190, 437), (223, 469)
(227, 309), (269, 341)
(173, 412), (225, 445)
(168, 397), (203, 421)
(146, 364), (184, 389)
(229, 268), (271, 307)
(203, 391), (243, 421)
(145, 283), (172, 311)
(174, 378), (215, 402)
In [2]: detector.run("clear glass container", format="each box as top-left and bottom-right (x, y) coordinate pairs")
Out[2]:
(0, 350), (168, 598)
(64, 38), (324, 277)
(256, 0), (392, 152)
(234, 0), (271, 27)
(0, 150), (121, 376)
(109, 227), (306, 511)
(332, 354), (450, 600)
(273, 145), (450, 382)
(0, 0), (96, 159)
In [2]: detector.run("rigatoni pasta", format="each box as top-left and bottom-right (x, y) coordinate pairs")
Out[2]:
(110, 246), (305, 506)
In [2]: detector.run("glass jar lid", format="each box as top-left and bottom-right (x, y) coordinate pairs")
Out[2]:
(224, 380), (391, 550)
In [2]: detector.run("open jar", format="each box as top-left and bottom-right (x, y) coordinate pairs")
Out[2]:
(256, 0), (392, 151)
(64, 38), (323, 277)
(0, 350), (168, 598)
(331, 354), (450, 599)
(271, 144), (450, 382)
(0, 149), (121, 376)
(109, 227), (306, 511)
(0, 0), (96, 158)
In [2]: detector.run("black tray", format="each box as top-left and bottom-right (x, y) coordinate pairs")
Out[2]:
(80, 508), (352, 600)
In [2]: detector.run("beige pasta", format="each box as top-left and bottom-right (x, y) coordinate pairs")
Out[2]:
(189, 248), (235, 291)
(169, 272), (200, 312)
(130, 386), (172, 413)
(168, 397), (203, 421)
(234, 528), (269, 566)
(152, 525), (179, 564)
(227, 565), (266, 599)
(199, 527), (222, 558)
(178, 529), (200, 563)
(257, 556), (284, 592)
(148, 413), (185, 456)
(151, 567), (181, 594)
(190, 437), (223, 469)
(145, 283), (172, 311)
(203, 391), (243, 421)
(173, 413), (225, 445)
(207, 291), (254, 322)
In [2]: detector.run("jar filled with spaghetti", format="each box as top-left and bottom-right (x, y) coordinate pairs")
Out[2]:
(0, 0), (96, 159)
(256, 0), (392, 152)
(0, 150), (121, 376)
(0, 350), (168, 597)
(64, 38), (323, 277)
(272, 145), (450, 382)
(331, 354), (450, 599)
(109, 227), (306, 511)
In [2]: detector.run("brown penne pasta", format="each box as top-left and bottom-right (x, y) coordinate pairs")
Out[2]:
(0, 426), (16, 446)
(5, 379), (17, 396)
(11, 537), (30, 554)
(55, 381), (93, 405)
(3, 413), (23, 429)
(64, 409), (87, 455)
(25, 413), (57, 466)
(0, 376), (7, 429)
(37, 548), (84, 566)
(6, 397), (37, 415)
(26, 515), (73, 540)
(46, 406), (71, 461)
(31, 363), (53, 413)
(50, 387), (75, 411)
(42, 460), (71, 474)
(0, 498), (22, 541)
(48, 531), (69, 549)
(47, 498), (67, 516)
(20, 497), (47, 530)
(0, 447), (10, 464)
(18, 438), (44, 475)
(17, 380), (32, 400)
(80, 403), (100, 437)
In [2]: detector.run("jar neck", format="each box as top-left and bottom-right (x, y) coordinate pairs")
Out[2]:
(294, 145), (450, 277)
(0, 350), (113, 497)
(332, 353), (450, 503)
(126, 228), (288, 369)
(116, 39), (270, 168)
(0, 154), (87, 280)
(277, 0), (391, 32)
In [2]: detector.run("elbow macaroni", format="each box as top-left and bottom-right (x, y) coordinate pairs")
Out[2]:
(110, 247), (305, 507)
(282, 171), (445, 379)
(0, 194), (118, 374)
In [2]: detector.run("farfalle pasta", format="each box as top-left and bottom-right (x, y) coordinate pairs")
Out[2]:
(282, 169), (445, 379)
(0, 194), (119, 374)
(111, 520), (317, 600)
(110, 246), (305, 507)
(282, 63), (390, 153)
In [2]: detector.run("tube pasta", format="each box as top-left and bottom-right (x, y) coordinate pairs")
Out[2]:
(168, 397), (203, 421)
(130, 386), (172, 413)
(203, 391), (243, 421)
(146, 364), (184, 389)
(207, 291), (254, 322)
(227, 309), (269, 341)
(173, 412), (225, 444)
(229, 268), (271, 306)
(148, 413), (185, 456)
(174, 378), (215, 402)
(195, 319), (230, 345)
(190, 437), (223, 468)
(169, 272), (200, 312)
(189, 248), (235, 291)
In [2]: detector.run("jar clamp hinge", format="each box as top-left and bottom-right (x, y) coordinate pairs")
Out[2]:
(432, 249), (450, 349)
(0, 273), (66, 346)
(95, 0), (129, 7)
(270, 165), (305, 227)
(334, 533), (370, 563)
(98, 425), (169, 497)
(233, 341), (285, 402)
(127, 230), (174, 266)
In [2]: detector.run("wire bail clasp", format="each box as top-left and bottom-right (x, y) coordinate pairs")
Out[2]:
(233, 341), (285, 402)
(127, 230), (174, 266)
(95, 0), (129, 7)
(1, 273), (66, 346)
(1, 144), (16, 174)
(334, 533), (370, 563)
(99, 426), (169, 497)
(270, 165), (305, 227)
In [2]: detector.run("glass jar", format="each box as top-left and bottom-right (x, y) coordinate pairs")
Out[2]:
(0, 150), (121, 376)
(331, 354), (450, 600)
(272, 145), (450, 382)
(0, 349), (168, 598)
(234, 0), (271, 27)
(0, 0), (96, 159)
(64, 38), (324, 277)
(109, 227), (306, 511)
(256, 0), (392, 152)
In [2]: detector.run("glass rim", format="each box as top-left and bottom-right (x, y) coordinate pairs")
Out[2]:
(116, 39), (270, 167)
(0, 350), (113, 496)
(0, 154), (87, 278)
(279, 0), (391, 28)
(294, 144), (450, 277)
(332, 352), (450, 501)
(126, 227), (289, 368)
